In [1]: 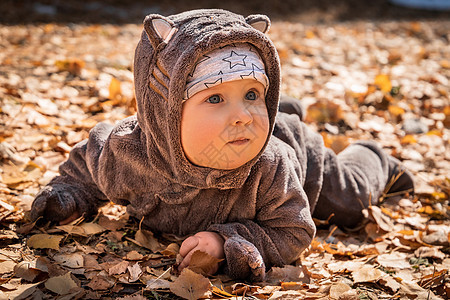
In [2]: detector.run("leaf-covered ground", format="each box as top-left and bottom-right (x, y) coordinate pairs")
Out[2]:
(0, 1), (449, 299)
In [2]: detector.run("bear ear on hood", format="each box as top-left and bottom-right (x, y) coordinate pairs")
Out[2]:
(245, 14), (271, 34)
(143, 14), (177, 47)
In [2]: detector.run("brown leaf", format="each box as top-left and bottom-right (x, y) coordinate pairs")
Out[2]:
(86, 273), (115, 291)
(329, 282), (352, 299)
(363, 206), (394, 232)
(0, 260), (16, 275)
(53, 253), (84, 269)
(134, 229), (163, 253)
(127, 262), (143, 283)
(79, 222), (105, 235)
(169, 268), (211, 300)
(27, 234), (64, 250)
(188, 250), (223, 276)
(45, 272), (78, 295)
(14, 261), (42, 281)
(126, 250), (144, 261)
(108, 260), (129, 276)
(161, 243), (180, 258)
(352, 265), (383, 283)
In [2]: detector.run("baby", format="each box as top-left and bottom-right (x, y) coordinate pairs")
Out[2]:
(31, 9), (413, 281)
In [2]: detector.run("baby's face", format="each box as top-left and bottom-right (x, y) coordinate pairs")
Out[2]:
(181, 79), (269, 170)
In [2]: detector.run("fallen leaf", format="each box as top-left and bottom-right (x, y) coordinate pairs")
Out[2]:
(2, 282), (41, 300)
(169, 268), (211, 300)
(134, 229), (163, 253)
(53, 253), (84, 269)
(86, 272), (115, 290)
(162, 243), (180, 258)
(108, 260), (129, 275)
(329, 282), (352, 299)
(377, 252), (411, 269)
(266, 265), (307, 284)
(45, 272), (78, 295)
(188, 250), (223, 276)
(27, 234), (64, 250)
(79, 222), (106, 235)
(126, 250), (144, 261)
(352, 265), (383, 283)
(374, 74), (392, 93)
(14, 261), (42, 281)
(146, 278), (171, 290)
(128, 263), (143, 283)
(414, 246), (446, 259)
(0, 260), (16, 275)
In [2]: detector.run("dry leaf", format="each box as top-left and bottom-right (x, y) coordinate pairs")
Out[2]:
(188, 250), (223, 276)
(0, 260), (16, 275)
(134, 229), (163, 253)
(79, 222), (106, 235)
(108, 260), (129, 275)
(329, 282), (352, 299)
(352, 265), (383, 283)
(169, 268), (211, 300)
(27, 234), (64, 250)
(126, 250), (144, 261)
(374, 74), (392, 93)
(377, 252), (411, 269)
(128, 263), (143, 282)
(266, 265), (307, 283)
(86, 273), (115, 290)
(146, 278), (171, 290)
(109, 77), (122, 100)
(2, 282), (41, 300)
(414, 246), (446, 259)
(14, 261), (42, 281)
(53, 253), (84, 269)
(55, 225), (87, 236)
(162, 243), (180, 258)
(45, 272), (78, 295)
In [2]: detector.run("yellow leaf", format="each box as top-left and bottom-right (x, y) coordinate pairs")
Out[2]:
(305, 30), (315, 39)
(169, 268), (211, 300)
(440, 59), (450, 69)
(374, 74), (392, 93)
(401, 135), (417, 145)
(55, 58), (85, 76)
(45, 272), (78, 295)
(109, 77), (122, 100)
(388, 105), (405, 117)
(211, 286), (233, 298)
(188, 250), (223, 276)
(27, 234), (64, 250)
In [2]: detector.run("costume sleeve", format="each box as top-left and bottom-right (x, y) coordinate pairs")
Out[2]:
(30, 123), (112, 222)
(208, 152), (315, 281)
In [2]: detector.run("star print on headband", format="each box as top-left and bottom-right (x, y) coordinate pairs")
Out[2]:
(184, 43), (269, 100)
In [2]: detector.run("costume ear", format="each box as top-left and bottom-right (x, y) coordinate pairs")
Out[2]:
(245, 14), (271, 34)
(143, 14), (177, 47)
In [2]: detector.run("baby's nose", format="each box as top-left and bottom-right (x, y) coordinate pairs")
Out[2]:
(232, 102), (253, 125)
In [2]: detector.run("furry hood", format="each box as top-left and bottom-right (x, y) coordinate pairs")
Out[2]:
(133, 9), (281, 189)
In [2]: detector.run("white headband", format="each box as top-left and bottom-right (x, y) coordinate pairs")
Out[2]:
(184, 43), (269, 99)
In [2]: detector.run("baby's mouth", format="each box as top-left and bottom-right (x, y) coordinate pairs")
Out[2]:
(227, 138), (250, 145)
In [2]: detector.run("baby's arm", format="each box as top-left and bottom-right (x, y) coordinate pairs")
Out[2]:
(178, 231), (225, 274)
(31, 123), (112, 222)
(208, 152), (316, 281)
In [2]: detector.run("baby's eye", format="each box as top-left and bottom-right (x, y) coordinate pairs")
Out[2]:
(245, 91), (258, 101)
(206, 95), (222, 104)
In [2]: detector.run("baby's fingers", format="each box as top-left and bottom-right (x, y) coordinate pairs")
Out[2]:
(178, 248), (196, 271)
(179, 236), (199, 257)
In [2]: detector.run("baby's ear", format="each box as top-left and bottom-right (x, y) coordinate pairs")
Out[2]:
(245, 14), (271, 34)
(143, 14), (177, 47)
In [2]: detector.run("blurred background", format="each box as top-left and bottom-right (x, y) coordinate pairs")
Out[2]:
(1, 0), (450, 24)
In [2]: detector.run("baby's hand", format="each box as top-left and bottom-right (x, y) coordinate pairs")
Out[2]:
(178, 231), (225, 274)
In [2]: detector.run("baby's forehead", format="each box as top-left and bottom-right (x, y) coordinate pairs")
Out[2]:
(183, 43), (269, 100)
